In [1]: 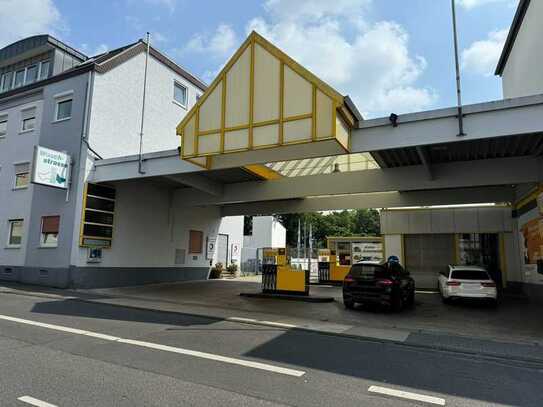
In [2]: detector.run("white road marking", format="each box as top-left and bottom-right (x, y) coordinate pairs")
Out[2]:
(0, 314), (305, 378)
(18, 396), (58, 407)
(227, 317), (297, 329)
(368, 385), (446, 405)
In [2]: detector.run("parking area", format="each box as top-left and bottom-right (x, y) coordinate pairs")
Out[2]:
(81, 279), (543, 346)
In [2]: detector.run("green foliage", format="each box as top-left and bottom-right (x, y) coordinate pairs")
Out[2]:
(276, 209), (380, 248)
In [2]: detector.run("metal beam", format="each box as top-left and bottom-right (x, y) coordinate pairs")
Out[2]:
(164, 173), (223, 196)
(179, 156), (542, 207)
(416, 146), (433, 180)
(353, 94), (543, 153)
(220, 186), (515, 216)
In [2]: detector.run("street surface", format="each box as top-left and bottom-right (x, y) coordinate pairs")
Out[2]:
(1, 291), (542, 406)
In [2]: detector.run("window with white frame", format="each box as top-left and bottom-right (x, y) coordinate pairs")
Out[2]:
(39, 61), (50, 80)
(40, 215), (60, 247)
(0, 72), (13, 92)
(7, 219), (23, 247)
(173, 81), (188, 107)
(14, 162), (30, 189)
(14, 69), (25, 88)
(25, 65), (38, 85)
(55, 98), (72, 121)
(20, 108), (36, 132)
(0, 116), (7, 138)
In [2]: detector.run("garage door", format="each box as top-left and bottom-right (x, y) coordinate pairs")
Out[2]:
(404, 234), (455, 289)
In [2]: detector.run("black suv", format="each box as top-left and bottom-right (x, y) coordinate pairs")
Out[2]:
(343, 260), (415, 311)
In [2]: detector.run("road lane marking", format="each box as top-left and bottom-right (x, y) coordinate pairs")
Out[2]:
(227, 317), (297, 329)
(0, 314), (305, 377)
(368, 386), (446, 405)
(18, 396), (58, 407)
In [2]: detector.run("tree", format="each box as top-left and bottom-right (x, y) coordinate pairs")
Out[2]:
(276, 209), (381, 249)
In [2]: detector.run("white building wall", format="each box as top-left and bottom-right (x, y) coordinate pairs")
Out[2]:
(218, 216), (244, 264)
(88, 51), (203, 159)
(384, 235), (403, 264)
(243, 216), (286, 249)
(502, 0), (543, 98)
(380, 207), (513, 234)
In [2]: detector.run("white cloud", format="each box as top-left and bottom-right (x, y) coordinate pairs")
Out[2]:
(245, 0), (436, 117)
(0, 0), (64, 48)
(462, 29), (508, 76)
(457, 0), (516, 10)
(185, 24), (238, 59)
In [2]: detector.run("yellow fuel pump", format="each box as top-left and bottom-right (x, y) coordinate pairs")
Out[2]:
(261, 248), (308, 295)
(317, 249), (351, 284)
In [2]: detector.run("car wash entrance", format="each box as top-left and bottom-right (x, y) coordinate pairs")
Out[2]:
(403, 232), (503, 289)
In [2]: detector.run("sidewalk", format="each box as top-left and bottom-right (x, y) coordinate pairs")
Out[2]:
(1, 281), (543, 366)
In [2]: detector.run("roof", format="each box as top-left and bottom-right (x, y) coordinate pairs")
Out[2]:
(449, 265), (487, 271)
(0, 36), (207, 101)
(495, 0), (531, 76)
(0, 34), (88, 65)
(89, 40), (207, 91)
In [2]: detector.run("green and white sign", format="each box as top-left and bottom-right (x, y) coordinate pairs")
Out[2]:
(32, 146), (71, 189)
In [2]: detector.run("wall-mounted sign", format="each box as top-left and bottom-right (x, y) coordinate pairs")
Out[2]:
(206, 236), (216, 260)
(231, 243), (240, 262)
(31, 146), (71, 189)
(80, 183), (116, 248)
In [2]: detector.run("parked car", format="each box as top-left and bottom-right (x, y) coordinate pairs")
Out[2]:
(343, 260), (415, 312)
(438, 265), (498, 306)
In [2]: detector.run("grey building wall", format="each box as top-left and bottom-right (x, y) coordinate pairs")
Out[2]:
(21, 73), (90, 287)
(0, 91), (44, 270)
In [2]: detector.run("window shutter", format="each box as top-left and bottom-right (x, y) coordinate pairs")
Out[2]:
(21, 107), (36, 120)
(42, 216), (60, 233)
(14, 162), (30, 173)
(189, 230), (203, 254)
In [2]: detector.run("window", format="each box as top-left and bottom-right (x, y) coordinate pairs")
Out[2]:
(173, 82), (187, 107)
(14, 69), (25, 88)
(20, 108), (36, 132)
(39, 61), (50, 80)
(7, 219), (23, 247)
(25, 65), (38, 85)
(41, 216), (60, 247)
(451, 269), (490, 280)
(14, 162), (30, 189)
(189, 230), (203, 254)
(0, 117), (7, 138)
(1, 72), (13, 92)
(55, 98), (72, 121)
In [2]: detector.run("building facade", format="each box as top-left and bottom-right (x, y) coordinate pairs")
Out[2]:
(0, 35), (243, 288)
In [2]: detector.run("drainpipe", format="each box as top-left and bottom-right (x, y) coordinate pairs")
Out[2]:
(451, 0), (466, 137)
(138, 32), (151, 174)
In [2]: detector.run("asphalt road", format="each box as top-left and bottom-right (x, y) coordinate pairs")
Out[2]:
(0, 292), (541, 407)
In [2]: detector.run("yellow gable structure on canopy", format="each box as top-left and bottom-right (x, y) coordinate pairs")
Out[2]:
(176, 31), (357, 169)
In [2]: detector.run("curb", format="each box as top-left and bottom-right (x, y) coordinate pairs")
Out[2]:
(239, 292), (335, 302)
(2, 286), (543, 368)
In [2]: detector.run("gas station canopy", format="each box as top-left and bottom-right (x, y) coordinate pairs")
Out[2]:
(176, 31), (360, 170)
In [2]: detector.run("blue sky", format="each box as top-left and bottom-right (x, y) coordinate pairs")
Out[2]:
(1, 0), (519, 118)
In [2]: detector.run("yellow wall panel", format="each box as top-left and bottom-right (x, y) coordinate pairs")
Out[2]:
(316, 89), (334, 139)
(283, 118), (312, 144)
(336, 116), (350, 151)
(226, 46), (251, 128)
(283, 65), (312, 118)
(254, 44), (280, 123)
(183, 115), (196, 156)
(199, 81), (222, 132)
(198, 133), (221, 155)
(253, 124), (279, 147)
(224, 128), (249, 151)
